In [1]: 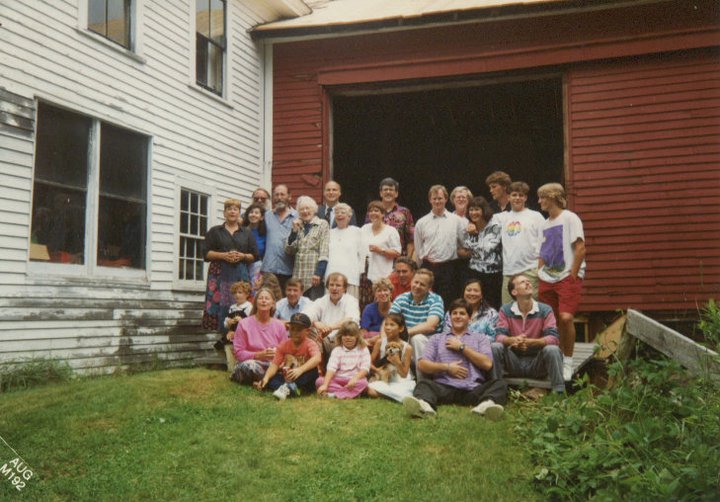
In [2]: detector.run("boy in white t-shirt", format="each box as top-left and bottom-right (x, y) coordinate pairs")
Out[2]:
(537, 183), (586, 381)
(491, 181), (545, 305)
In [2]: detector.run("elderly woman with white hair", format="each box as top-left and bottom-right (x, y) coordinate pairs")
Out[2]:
(285, 195), (330, 300)
(450, 185), (473, 221)
(326, 202), (363, 299)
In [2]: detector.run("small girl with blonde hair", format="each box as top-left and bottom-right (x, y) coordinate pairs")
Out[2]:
(316, 321), (371, 399)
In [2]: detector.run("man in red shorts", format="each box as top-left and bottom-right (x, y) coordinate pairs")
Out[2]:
(537, 183), (586, 381)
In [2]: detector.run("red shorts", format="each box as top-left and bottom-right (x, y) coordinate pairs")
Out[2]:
(539, 275), (583, 317)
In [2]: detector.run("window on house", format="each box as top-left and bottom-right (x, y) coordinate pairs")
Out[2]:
(31, 102), (148, 271)
(178, 189), (209, 282)
(195, 0), (226, 95)
(88, 0), (132, 49)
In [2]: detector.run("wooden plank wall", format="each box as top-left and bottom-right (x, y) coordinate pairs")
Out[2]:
(567, 50), (720, 311)
(0, 1), (276, 373)
(270, 0), (720, 204)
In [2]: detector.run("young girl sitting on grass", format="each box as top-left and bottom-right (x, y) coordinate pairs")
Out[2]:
(367, 313), (415, 402)
(316, 321), (371, 399)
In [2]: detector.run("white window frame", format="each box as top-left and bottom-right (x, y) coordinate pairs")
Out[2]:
(27, 101), (152, 283)
(188, 0), (232, 104)
(173, 180), (215, 291)
(77, 0), (145, 60)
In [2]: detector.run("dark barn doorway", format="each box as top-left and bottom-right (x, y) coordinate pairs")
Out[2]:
(331, 76), (564, 220)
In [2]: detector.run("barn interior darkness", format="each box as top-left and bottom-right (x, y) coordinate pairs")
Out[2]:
(332, 77), (564, 219)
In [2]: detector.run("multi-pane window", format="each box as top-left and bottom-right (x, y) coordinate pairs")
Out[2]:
(30, 102), (148, 271)
(196, 0), (226, 95)
(178, 189), (208, 282)
(88, 0), (132, 49)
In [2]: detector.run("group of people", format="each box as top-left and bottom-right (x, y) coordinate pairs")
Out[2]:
(201, 171), (586, 419)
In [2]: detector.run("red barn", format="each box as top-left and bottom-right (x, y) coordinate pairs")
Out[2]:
(253, 0), (720, 324)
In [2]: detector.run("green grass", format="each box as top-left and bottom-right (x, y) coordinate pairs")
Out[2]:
(0, 368), (538, 501)
(0, 358), (73, 393)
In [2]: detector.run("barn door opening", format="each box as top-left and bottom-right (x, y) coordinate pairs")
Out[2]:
(331, 75), (564, 220)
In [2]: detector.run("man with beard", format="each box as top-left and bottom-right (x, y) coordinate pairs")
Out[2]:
(261, 184), (297, 291)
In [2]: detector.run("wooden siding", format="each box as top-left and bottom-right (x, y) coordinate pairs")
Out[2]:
(271, 0), (720, 202)
(0, 0), (280, 372)
(567, 51), (720, 311)
(270, 2), (719, 313)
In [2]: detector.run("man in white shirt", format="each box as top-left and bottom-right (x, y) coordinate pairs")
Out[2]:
(491, 181), (545, 305)
(537, 183), (586, 381)
(414, 184), (466, 308)
(303, 272), (361, 355)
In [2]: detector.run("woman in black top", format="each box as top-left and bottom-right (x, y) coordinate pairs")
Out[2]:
(201, 198), (258, 332)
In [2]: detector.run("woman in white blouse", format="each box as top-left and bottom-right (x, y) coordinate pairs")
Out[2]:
(361, 200), (401, 283)
(326, 203), (363, 299)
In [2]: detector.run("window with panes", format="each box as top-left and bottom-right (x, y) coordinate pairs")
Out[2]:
(195, 0), (226, 95)
(178, 189), (208, 281)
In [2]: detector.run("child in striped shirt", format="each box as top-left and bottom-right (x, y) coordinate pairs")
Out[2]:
(316, 321), (371, 399)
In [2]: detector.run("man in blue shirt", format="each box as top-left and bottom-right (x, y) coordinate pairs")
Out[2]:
(275, 278), (312, 322)
(402, 299), (508, 420)
(261, 184), (297, 291)
(389, 268), (444, 367)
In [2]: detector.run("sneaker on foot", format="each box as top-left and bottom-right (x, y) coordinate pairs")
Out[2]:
(287, 382), (301, 397)
(471, 399), (504, 421)
(563, 360), (574, 381)
(273, 384), (291, 401)
(402, 396), (436, 418)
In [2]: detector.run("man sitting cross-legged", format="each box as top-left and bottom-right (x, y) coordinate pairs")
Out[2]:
(491, 274), (565, 393)
(403, 299), (508, 420)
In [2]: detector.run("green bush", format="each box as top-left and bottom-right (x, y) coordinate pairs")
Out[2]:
(516, 357), (720, 501)
(698, 299), (720, 350)
(0, 358), (73, 392)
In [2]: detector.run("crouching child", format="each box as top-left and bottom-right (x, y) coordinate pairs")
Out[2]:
(256, 313), (321, 400)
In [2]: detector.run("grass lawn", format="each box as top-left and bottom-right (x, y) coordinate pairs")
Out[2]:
(0, 368), (539, 501)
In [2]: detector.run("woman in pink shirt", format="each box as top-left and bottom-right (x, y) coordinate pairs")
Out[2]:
(230, 288), (288, 385)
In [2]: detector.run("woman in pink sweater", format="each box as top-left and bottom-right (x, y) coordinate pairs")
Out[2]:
(230, 288), (288, 385)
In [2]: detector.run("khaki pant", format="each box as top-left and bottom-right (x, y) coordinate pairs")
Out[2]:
(224, 344), (237, 373)
(501, 268), (539, 306)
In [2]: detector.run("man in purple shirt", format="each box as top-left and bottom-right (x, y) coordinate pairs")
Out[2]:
(402, 299), (508, 420)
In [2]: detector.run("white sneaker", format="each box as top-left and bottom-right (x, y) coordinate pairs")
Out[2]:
(402, 396), (436, 418)
(563, 360), (574, 381)
(273, 384), (291, 401)
(471, 400), (504, 421)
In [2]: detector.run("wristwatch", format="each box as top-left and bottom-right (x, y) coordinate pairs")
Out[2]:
(459, 344), (465, 353)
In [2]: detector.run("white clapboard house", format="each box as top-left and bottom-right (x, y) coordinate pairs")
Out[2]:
(0, 0), (309, 372)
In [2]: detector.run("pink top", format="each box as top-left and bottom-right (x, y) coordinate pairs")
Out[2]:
(327, 345), (371, 380)
(233, 316), (287, 362)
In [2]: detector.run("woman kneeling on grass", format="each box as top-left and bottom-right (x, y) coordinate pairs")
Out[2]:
(367, 313), (415, 402)
(316, 321), (371, 399)
(230, 288), (287, 385)
(256, 313), (321, 400)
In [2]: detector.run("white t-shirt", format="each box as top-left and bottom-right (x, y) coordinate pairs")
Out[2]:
(303, 293), (361, 340)
(491, 208), (545, 275)
(360, 224), (401, 282)
(327, 225), (363, 286)
(538, 209), (586, 282)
